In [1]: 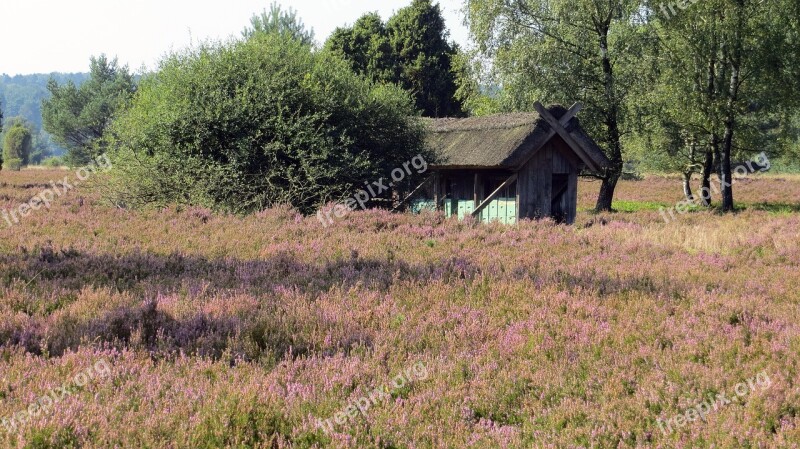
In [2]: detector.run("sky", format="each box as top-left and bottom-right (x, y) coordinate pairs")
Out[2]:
(0, 0), (471, 76)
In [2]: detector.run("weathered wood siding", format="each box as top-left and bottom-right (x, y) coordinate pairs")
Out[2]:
(566, 170), (578, 224)
(554, 137), (580, 224)
(517, 136), (580, 223)
(552, 147), (572, 174)
(441, 172), (474, 201)
(517, 144), (553, 219)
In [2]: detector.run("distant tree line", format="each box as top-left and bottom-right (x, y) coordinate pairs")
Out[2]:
(0, 73), (90, 166)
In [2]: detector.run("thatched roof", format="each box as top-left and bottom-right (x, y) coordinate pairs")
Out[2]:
(425, 105), (610, 173)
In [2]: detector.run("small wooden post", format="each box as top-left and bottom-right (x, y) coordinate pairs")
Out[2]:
(473, 173), (479, 205)
(433, 172), (440, 210)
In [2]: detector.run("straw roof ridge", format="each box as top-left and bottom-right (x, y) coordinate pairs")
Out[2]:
(425, 105), (581, 169)
(425, 112), (544, 133)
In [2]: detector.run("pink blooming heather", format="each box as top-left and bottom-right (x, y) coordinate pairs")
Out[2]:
(0, 170), (799, 447)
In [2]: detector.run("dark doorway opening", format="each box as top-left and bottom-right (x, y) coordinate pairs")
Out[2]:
(551, 174), (569, 224)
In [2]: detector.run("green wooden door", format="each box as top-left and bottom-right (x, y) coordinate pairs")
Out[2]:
(456, 200), (475, 219)
(480, 198), (517, 224)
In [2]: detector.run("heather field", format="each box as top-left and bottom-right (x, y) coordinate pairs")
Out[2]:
(1, 169), (800, 449)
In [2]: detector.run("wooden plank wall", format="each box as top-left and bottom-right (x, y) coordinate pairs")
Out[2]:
(552, 148), (572, 174)
(517, 139), (582, 223)
(451, 173), (475, 201)
(517, 144), (553, 219)
(566, 170), (578, 224)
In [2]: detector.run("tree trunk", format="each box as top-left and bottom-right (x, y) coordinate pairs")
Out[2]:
(596, 175), (619, 212)
(720, 3), (743, 213)
(701, 42), (717, 209)
(594, 26), (623, 212)
(683, 137), (697, 202)
(714, 135), (723, 181)
(721, 116), (736, 212)
(700, 147), (714, 207)
(683, 172), (694, 201)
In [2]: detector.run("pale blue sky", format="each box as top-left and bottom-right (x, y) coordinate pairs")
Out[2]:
(0, 0), (470, 76)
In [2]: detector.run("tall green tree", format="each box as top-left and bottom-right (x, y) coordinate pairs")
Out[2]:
(712, 0), (799, 211)
(3, 118), (33, 170)
(242, 2), (315, 45)
(630, 0), (726, 206)
(42, 55), (136, 165)
(386, 0), (464, 117)
(326, 0), (464, 117)
(466, 0), (654, 211)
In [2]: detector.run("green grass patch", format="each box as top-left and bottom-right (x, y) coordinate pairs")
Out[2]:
(744, 202), (800, 215)
(611, 201), (671, 212)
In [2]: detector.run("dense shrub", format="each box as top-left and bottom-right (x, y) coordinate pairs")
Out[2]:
(4, 158), (22, 171)
(41, 156), (65, 168)
(3, 120), (32, 170)
(105, 35), (435, 214)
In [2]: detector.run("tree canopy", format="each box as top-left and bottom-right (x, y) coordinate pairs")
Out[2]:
(467, 0), (653, 211)
(41, 55), (136, 165)
(466, 0), (800, 211)
(242, 2), (315, 46)
(326, 0), (463, 117)
(0, 73), (89, 161)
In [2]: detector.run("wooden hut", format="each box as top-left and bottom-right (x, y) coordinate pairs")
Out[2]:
(411, 103), (610, 225)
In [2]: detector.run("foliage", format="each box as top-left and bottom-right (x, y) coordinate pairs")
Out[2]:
(326, 0), (464, 117)
(241, 1), (315, 46)
(41, 55), (136, 166)
(41, 156), (65, 168)
(452, 49), (501, 117)
(28, 130), (55, 165)
(105, 34), (434, 214)
(3, 158), (22, 171)
(326, 13), (395, 83)
(2, 118), (33, 170)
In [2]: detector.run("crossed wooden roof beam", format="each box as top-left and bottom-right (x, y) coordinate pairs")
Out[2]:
(531, 102), (600, 173)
